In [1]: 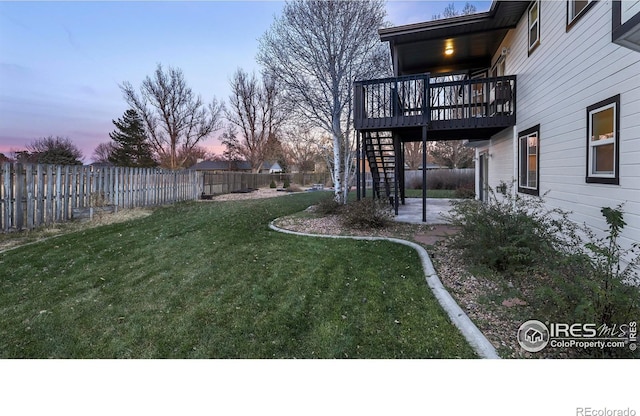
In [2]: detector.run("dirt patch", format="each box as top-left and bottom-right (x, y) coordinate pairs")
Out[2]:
(0, 208), (153, 253)
(202, 187), (314, 202)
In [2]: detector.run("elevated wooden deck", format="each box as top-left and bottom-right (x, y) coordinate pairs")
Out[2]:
(354, 73), (516, 140)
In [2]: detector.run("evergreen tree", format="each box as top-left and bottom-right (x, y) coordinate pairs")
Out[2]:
(108, 109), (157, 167)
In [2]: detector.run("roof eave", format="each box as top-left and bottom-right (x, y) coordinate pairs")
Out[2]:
(379, 10), (495, 42)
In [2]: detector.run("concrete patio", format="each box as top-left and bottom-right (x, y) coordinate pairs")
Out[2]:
(392, 198), (454, 224)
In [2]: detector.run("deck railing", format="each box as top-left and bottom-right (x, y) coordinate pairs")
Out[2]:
(354, 73), (516, 131)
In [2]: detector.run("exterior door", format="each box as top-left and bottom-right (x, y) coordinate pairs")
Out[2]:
(479, 152), (489, 202)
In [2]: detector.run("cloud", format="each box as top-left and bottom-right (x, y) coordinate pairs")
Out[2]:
(78, 85), (98, 96)
(0, 62), (34, 82)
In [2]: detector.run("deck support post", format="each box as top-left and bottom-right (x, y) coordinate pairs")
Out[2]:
(356, 131), (361, 201)
(361, 133), (367, 198)
(399, 141), (406, 205)
(422, 126), (427, 223)
(393, 133), (400, 216)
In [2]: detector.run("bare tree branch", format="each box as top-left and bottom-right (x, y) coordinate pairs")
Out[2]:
(258, 0), (390, 203)
(120, 64), (223, 170)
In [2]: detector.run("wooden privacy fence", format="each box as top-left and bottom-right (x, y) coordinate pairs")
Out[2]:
(201, 172), (331, 195)
(0, 163), (200, 232)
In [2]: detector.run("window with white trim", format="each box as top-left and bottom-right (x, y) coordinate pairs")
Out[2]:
(518, 125), (539, 195)
(528, 1), (540, 54)
(586, 95), (620, 185)
(567, 0), (594, 30)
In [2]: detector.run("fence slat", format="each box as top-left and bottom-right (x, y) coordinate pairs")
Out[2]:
(3, 163), (12, 231)
(26, 164), (34, 229)
(15, 163), (24, 229)
(1, 163), (332, 232)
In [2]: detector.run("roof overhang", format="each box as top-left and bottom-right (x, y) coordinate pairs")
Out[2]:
(380, 1), (530, 75)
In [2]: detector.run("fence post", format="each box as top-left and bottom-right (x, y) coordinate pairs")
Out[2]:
(3, 163), (13, 231)
(63, 165), (70, 220)
(26, 164), (34, 229)
(15, 163), (24, 230)
(36, 164), (44, 227)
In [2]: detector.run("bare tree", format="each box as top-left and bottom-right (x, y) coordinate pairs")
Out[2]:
(224, 69), (283, 172)
(156, 145), (212, 169)
(258, 0), (389, 203)
(120, 64), (223, 170)
(25, 136), (83, 165)
(429, 140), (475, 168)
(404, 142), (423, 170)
(283, 126), (321, 173)
(432, 2), (477, 20)
(92, 142), (115, 165)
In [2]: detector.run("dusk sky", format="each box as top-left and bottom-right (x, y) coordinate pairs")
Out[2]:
(0, 1), (491, 163)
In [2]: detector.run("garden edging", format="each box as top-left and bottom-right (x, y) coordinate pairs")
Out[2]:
(269, 220), (500, 359)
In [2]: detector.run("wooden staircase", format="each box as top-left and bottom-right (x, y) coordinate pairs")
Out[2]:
(363, 131), (396, 201)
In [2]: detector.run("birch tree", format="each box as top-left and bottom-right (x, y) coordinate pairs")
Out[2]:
(258, 0), (389, 203)
(120, 64), (223, 170)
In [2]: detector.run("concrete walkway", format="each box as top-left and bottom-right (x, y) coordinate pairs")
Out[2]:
(392, 198), (454, 224)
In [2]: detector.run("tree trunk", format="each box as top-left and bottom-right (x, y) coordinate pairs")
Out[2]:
(332, 133), (343, 204)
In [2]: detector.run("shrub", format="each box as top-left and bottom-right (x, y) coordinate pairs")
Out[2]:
(537, 206), (640, 357)
(340, 198), (393, 229)
(454, 184), (475, 199)
(581, 205), (640, 324)
(286, 184), (303, 193)
(405, 169), (474, 191)
(269, 180), (276, 189)
(315, 195), (341, 215)
(283, 177), (291, 188)
(441, 181), (580, 272)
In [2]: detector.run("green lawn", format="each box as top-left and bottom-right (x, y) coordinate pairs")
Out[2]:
(0, 192), (476, 358)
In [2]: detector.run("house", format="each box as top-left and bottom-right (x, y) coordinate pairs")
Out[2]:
(261, 161), (283, 174)
(189, 160), (252, 173)
(353, 0), (640, 251)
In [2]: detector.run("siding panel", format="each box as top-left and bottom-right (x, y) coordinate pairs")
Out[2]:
(484, 0), (640, 249)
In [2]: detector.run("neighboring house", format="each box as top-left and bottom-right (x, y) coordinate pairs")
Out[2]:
(189, 160), (252, 173)
(261, 161), (283, 174)
(353, 0), (640, 254)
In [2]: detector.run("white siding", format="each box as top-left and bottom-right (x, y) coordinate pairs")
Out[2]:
(484, 0), (640, 248)
(622, 0), (640, 24)
(475, 129), (514, 194)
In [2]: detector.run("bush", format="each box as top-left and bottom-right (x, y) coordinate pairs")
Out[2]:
(537, 206), (640, 357)
(340, 198), (393, 229)
(283, 177), (291, 188)
(454, 184), (475, 199)
(577, 205), (640, 325)
(443, 181), (640, 356)
(441, 181), (580, 272)
(286, 184), (303, 193)
(269, 180), (276, 189)
(532, 205), (640, 323)
(405, 169), (474, 191)
(315, 195), (341, 215)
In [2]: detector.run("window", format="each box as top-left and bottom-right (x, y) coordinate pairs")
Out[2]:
(491, 56), (505, 78)
(518, 125), (540, 195)
(586, 95), (620, 185)
(528, 1), (540, 54)
(567, 0), (595, 31)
